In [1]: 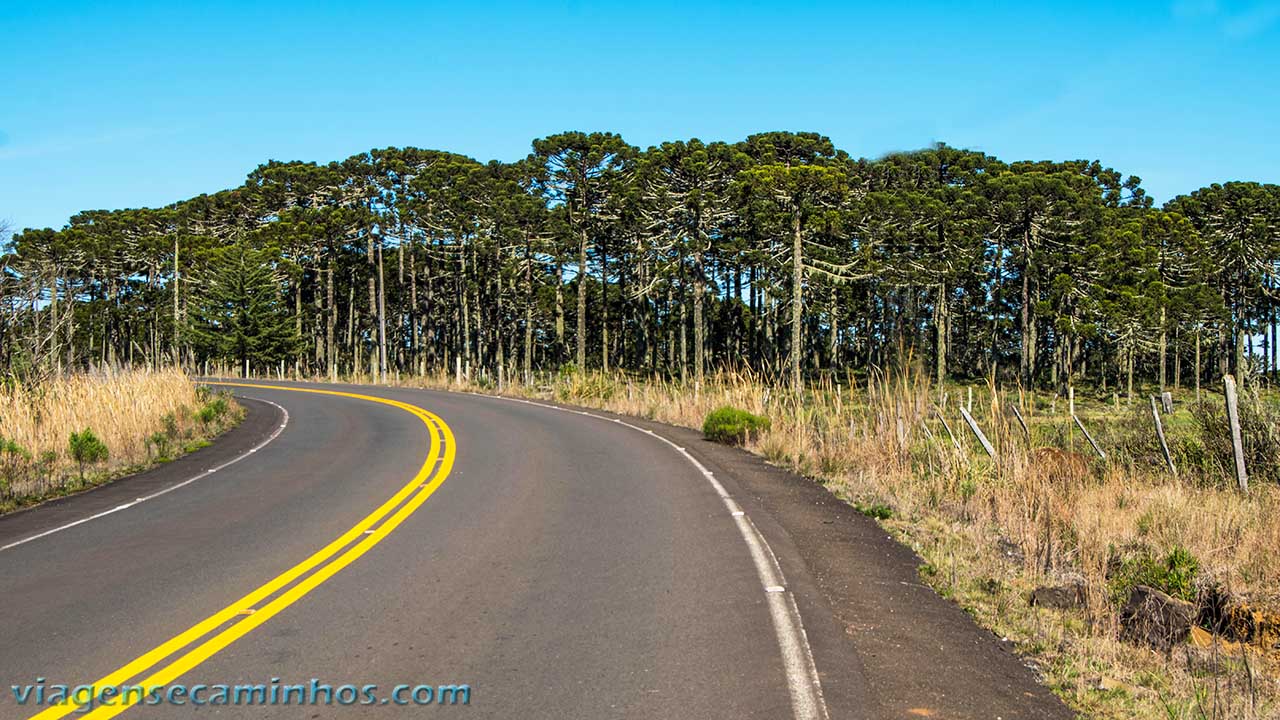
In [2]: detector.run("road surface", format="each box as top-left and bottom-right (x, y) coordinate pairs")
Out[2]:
(0, 382), (1073, 719)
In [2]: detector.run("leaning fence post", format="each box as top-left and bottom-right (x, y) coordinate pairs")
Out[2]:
(1009, 403), (1030, 442)
(1150, 395), (1176, 477)
(1073, 413), (1106, 460)
(934, 406), (961, 451)
(959, 406), (996, 458)
(1223, 374), (1249, 494)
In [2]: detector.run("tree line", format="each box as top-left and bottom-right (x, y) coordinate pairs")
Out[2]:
(3, 131), (1279, 395)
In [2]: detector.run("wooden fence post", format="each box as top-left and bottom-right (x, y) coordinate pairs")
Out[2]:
(960, 406), (996, 458)
(1223, 374), (1249, 494)
(1150, 395), (1176, 477)
(1009, 403), (1030, 441)
(1073, 414), (1106, 460)
(934, 406), (961, 451)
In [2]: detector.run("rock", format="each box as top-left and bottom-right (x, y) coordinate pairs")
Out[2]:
(1030, 582), (1085, 610)
(1120, 585), (1195, 650)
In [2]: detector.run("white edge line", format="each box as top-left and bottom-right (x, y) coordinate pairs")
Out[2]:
(462, 391), (829, 720)
(0, 397), (290, 554)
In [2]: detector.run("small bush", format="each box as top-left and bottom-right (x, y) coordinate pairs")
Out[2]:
(148, 431), (172, 461)
(855, 501), (894, 520)
(1109, 545), (1200, 603)
(1192, 390), (1280, 486)
(703, 406), (771, 445)
(68, 428), (109, 480)
(162, 412), (180, 439)
(197, 395), (230, 424)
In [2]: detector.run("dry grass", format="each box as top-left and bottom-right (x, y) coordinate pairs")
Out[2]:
(0, 368), (240, 511)
(366, 364), (1280, 719)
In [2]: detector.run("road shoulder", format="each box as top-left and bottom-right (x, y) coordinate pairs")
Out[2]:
(474, 393), (1076, 720)
(0, 396), (283, 550)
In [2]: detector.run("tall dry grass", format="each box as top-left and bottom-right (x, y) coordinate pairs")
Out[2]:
(0, 368), (237, 510)
(380, 364), (1279, 718)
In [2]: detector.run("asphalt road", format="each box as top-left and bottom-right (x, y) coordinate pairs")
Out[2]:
(0, 382), (1075, 719)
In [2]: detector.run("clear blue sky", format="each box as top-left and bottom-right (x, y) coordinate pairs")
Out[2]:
(2, 0), (1278, 233)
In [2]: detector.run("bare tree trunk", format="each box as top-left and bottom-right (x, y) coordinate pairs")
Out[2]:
(790, 209), (804, 394)
(326, 256), (336, 380)
(692, 245), (705, 389)
(1195, 329), (1202, 401)
(377, 242), (388, 380)
(601, 242), (609, 372)
(935, 282), (948, 391)
(577, 227), (588, 369)
(524, 233), (534, 384)
(1019, 226), (1032, 386)
(555, 260), (565, 363)
(408, 238), (418, 375)
(173, 235), (180, 366)
(1159, 305), (1167, 392)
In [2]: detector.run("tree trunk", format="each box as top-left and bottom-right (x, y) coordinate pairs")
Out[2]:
(555, 259), (565, 363)
(377, 242), (388, 380)
(173, 235), (180, 365)
(409, 238), (419, 375)
(1159, 305), (1167, 392)
(935, 282), (948, 391)
(790, 209), (804, 394)
(600, 242), (609, 372)
(692, 245), (705, 389)
(326, 255), (336, 380)
(1019, 225), (1032, 386)
(577, 227), (588, 369)
(524, 233), (534, 384)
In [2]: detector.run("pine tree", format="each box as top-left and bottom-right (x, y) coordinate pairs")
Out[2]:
(188, 244), (299, 376)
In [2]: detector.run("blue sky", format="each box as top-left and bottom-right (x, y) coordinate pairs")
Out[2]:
(2, 0), (1277, 233)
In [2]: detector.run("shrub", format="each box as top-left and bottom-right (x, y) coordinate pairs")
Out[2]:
(147, 431), (172, 461)
(162, 412), (180, 439)
(1191, 390), (1280, 485)
(0, 437), (29, 497)
(197, 395), (230, 424)
(68, 428), (109, 481)
(703, 406), (771, 445)
(855, 501), (894, 520)
(1109, 545), (1200, 603)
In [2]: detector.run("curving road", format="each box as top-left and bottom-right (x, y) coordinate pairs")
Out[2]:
(0, 382), (1073, 719)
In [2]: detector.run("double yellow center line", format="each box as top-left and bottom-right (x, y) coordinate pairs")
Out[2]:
(30, 383), (455, 719)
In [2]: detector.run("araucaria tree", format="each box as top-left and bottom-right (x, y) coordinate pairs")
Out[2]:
(187, 244), (299, 377)
(3, 133), (1278, 396)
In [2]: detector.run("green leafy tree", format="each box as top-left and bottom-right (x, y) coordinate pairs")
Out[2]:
(188, 244), (299, 376)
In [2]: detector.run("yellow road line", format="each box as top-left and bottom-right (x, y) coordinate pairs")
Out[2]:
(30, 383), (455, 719)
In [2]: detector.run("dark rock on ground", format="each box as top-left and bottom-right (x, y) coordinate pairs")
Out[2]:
(1120, 584), (1195, 650)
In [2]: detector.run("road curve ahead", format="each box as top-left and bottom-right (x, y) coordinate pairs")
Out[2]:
(0, 382), (1072, 720)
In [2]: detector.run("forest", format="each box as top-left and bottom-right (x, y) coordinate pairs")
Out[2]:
(4, 131), (1280, 394)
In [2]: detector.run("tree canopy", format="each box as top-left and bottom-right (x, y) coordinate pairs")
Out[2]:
(5, 133), (1279, 396)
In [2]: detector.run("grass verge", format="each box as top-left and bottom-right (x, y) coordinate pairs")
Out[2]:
(0, 368), (242, 514)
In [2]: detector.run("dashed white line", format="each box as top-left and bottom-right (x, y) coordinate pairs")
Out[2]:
(0, 397), (290, 554)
